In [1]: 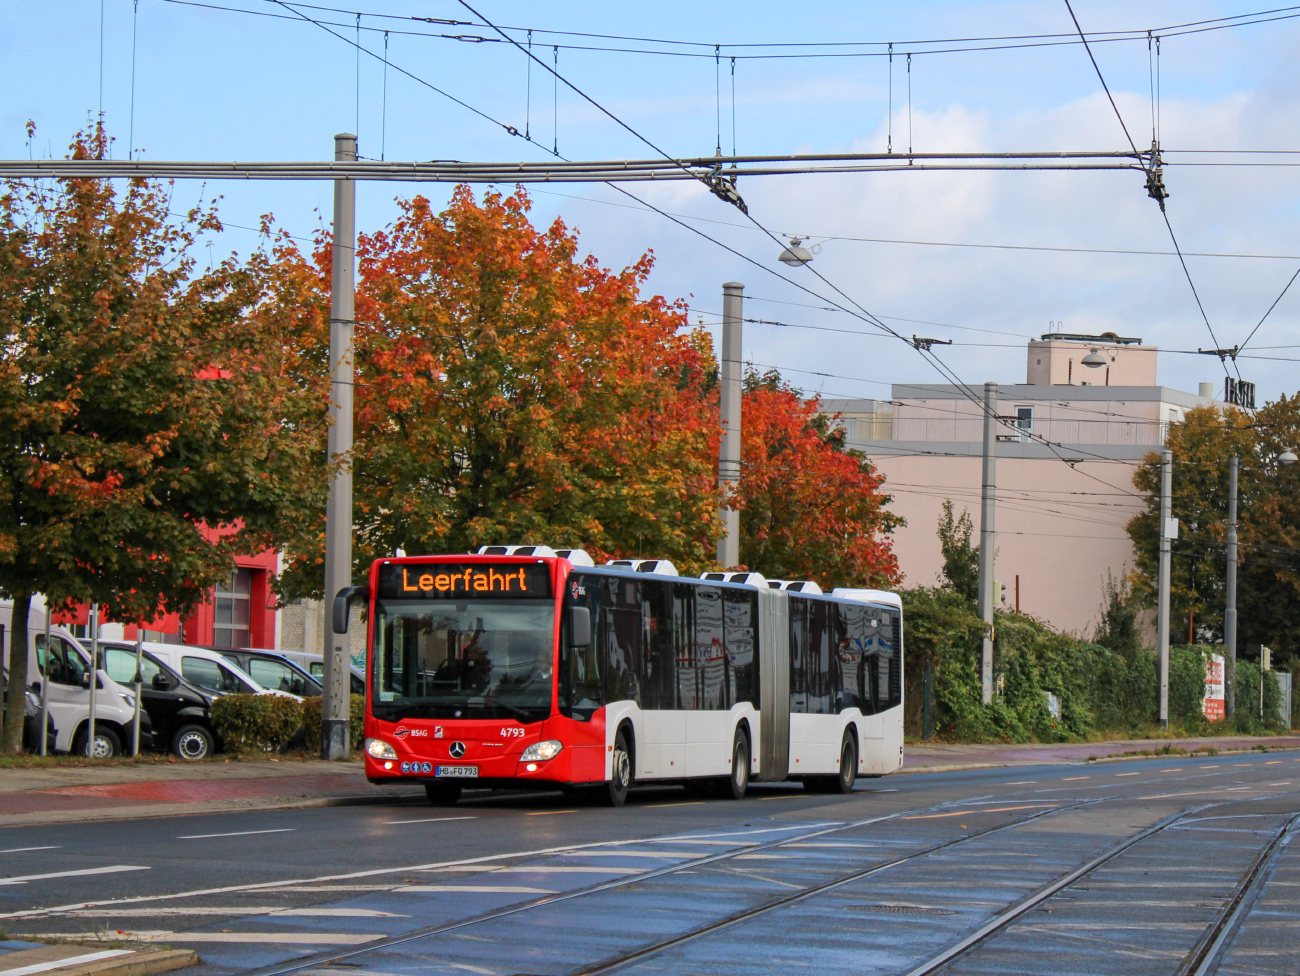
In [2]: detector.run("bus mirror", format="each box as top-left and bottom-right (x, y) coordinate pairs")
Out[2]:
(332, 586), (368, 635)
(570, 606), (592, 647)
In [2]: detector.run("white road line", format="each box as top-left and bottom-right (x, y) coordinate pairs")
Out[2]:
(50, 907), (408, 918)
(399, 885), (557, 894)
(0, 950), (132, 976)
(0, 866), (150, 887)
(177, 829), (296, 840)
(384, 817), (476, 825)
(1006, 781), (1038, 785)
(556, 851), (698, 859)
(135, 933), (382, 945)
(0, 847), (61, 855)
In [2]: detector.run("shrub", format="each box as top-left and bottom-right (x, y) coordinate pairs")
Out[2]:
(209, 694), (304, 753)
(301, 695), (366, 753)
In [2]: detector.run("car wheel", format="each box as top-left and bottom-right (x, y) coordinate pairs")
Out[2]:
(601, 730), (632, 807)
(425, 782), (462, 806)
(75, 726), (121, 759)
(724, 728), (751, 800)
(172, 725), (214, 761)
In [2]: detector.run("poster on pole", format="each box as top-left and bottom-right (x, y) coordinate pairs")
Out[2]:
(1203, 652), (1226, 721)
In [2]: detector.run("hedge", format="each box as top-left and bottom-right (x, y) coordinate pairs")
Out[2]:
(209, 694), (304, 753)
(301, 694), (366, 753)
(902, 586), (1291, 742)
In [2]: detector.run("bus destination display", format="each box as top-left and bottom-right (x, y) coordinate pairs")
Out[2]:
(378, 562), (553, 600)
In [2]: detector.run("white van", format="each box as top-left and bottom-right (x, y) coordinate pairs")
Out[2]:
(0, 602), (149, 757)
(134, 643), (299, 700)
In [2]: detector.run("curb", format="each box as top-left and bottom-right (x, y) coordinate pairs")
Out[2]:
(899, 742), (1300, 775)
(0, 946), (197, 976)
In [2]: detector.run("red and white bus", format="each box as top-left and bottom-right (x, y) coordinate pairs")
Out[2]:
(339, 546), (903, 806)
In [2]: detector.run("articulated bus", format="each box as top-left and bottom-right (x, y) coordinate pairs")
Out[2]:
(338, 546), (903, 806)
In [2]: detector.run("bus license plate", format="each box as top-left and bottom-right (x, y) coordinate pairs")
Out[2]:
(435, 765), (479, 778)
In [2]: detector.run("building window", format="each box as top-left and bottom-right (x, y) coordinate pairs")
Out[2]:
(1015, 406), (1033, 442)
(213, 568), (253, 648)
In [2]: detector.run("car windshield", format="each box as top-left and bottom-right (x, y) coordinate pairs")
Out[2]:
(372, 600), (554, 722)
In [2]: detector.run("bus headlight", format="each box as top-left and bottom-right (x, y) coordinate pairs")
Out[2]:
(365, 738), (398, 760)
(520, 740), (563, 762)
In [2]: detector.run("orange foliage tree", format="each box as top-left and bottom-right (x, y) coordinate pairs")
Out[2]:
(734, 369), (902, 589)
(276, 186), (723, 593)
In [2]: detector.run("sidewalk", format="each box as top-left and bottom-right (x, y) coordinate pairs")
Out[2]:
(0, 760), (425, 827)
(901, 734), (1300, 773)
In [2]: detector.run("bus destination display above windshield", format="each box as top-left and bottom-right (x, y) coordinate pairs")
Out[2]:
(378, 562), (553, 600)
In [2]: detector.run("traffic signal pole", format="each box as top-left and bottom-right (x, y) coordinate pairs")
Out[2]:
(322, 133), (357, 761)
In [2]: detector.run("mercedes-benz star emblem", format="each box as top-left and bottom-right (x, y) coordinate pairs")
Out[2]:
(448, 741), (467, 759)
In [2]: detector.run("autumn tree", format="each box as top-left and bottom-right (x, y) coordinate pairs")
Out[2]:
(0, 125), (326, 752)
(1128, 399), (1300, 670)
(734, 369), (901, 589)
(277, 186), (722, 594)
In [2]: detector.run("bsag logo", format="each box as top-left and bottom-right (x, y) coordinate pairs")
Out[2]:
(394, 727), (410, 738)
(394, 727), (428, 738)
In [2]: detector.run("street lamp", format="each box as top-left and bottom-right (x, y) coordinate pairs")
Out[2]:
(1081, 348), (1108, 368)
(778, 237), (813, 267)
(1280, 449), (1298, 466)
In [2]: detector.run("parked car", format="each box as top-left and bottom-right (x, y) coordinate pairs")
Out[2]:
(128, 643), (298, 701)
(275, 650), (367, 696)
(0, 686), (57, 754)
(1, 602), (150, 757)
(217, 649), (318, 697)
(100, 643), (222, 760)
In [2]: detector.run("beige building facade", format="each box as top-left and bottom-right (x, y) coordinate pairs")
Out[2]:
(824, 334), (1217, 636)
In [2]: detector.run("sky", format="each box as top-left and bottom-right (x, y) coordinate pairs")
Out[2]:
(5, 1), (1300, 405)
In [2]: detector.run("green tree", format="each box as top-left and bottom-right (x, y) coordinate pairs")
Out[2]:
(937, 499), (979, 603)
(0, 125), (326, 752)
(1093, 571), (1142, 660)
(1128, 400), (1300, 672)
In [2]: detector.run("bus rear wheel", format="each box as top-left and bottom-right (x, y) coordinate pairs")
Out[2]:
(425, 782), (462, 806)
(805, 732), (858, 794)
(600, 730), (632, 807)
(723, 728), (750, 800)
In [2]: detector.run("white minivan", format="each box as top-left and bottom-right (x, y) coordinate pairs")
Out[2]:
(0, 602), (149, 757)
(133, 643), (300, 700)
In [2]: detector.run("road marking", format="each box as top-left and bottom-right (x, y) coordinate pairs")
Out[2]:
(0, 847), (61, 854)
(0, 950), (132, 976)
(557, 851), (698, 859)
(760, 794), (805, 801)
(0, 866), (150, 886)
(903, 804), (1057, 820)
(385, 817), (476, 825)
(1265, 760), (1282, 765)
(0, 825), (820, 920)
(399, 885), (557, 894)
(478, 866), (633, 874)
(129, 932), (382, 945)
(525, 810), (577, 816)
(50, 907), (408, 918)
(1268, 781), (1291, 786)
(646, 802), (703, 808)
(1062, 777), (1090, 781)
(1201, 765), (1220, 769)
(177, 829), (296, 840)
(1235, 763), (1252, 766)
(1115, 773), (1140, 777)
(1006, 781), (1037, 785)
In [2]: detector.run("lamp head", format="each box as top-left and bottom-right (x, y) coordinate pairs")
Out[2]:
(1279, 449), (1298, 466)
(1081, 348), (1107, 368)
(778, 237), (813, 267)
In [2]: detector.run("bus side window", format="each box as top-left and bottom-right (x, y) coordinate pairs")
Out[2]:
(788, 597), (807, 714)
(724, 590), (759, 707)
(560, 574), (603, 721)
(882, 609), (903, 709)
(672, 583), (697, 710)
(641, 579), (674, 710)
(601, 578), (641, 708)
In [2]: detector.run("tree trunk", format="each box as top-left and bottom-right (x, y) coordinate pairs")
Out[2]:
(2, 591), (32, 754)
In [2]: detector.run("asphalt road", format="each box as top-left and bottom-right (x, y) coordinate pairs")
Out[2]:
(1, 752), (1298, 976)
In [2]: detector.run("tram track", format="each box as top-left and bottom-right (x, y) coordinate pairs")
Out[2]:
(230, 795), (1099, 976)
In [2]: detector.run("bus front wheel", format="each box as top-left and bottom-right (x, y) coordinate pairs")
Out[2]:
(600, 730), (632, 807)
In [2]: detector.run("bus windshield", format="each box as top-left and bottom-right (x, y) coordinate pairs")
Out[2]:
(371, 600), (555, 723)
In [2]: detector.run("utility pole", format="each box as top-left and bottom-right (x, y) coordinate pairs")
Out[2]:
(1158, 449), (1173, 729)
(1225, 455), (1239, 718)
(322, 132), (357, 761)
(978, 381), (997, 705)
(717, 282), (743, 569)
